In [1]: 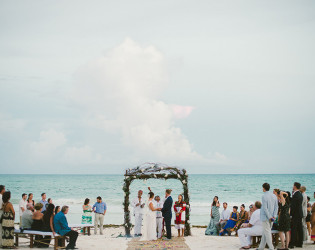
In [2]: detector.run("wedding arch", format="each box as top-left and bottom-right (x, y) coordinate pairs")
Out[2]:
(122, 163), (191, 236)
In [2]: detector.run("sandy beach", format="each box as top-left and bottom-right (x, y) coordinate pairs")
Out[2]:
(15, 226), (315, 249)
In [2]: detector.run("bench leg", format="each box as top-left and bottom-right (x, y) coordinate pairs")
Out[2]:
(62, 237), (66, 247)
(15, 234), (19, 246)
(30, 234), (34, 248)
(83, 227), (86, 235)
(88, 227), (90, 236)
(54, 237), (58, 250)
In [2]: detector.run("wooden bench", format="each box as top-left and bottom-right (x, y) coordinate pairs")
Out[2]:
(69, 223), (93, 236)
(14, 229), (66, 250)
(252, 230), (279, 248)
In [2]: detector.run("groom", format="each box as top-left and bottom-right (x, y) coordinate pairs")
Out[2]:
(161, 189), (173, 240)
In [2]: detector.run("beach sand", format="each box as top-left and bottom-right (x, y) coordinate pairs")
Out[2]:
(15, 226), (315, 249)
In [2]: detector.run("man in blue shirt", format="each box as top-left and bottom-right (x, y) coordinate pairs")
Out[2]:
(92, 196), (107, 235)
(39, 193), (48, 213)
(54, 206), (78, 249)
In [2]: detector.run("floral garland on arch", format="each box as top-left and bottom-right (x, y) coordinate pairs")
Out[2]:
(122, 162), (191, 236)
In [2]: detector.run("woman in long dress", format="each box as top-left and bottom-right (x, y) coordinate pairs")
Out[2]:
(81, 198), (92, 234)
(1, 191), (15, 249)
(205, 196), (220, 235)
(174, 194), (186, 237)
(141, 191), (160, 241)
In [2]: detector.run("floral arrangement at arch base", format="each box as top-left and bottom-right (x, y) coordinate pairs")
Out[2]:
(122, 162), (191, 237)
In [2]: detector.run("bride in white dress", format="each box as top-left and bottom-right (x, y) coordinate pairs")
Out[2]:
(141, 191), (161, 241)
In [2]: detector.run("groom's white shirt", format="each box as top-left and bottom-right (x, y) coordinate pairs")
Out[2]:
(132, 197), (145, 215)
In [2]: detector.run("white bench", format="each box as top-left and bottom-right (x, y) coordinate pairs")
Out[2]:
(69, 223), (93, 236)
(14, 229), (66, 250)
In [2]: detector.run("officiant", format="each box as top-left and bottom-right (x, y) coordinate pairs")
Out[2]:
(132, 190), (145, 236)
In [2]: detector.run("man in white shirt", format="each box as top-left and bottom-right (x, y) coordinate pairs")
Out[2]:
(21, 204), (34, 229)
(132, 190), (145, 236)
(238, 201), (263, 249)
(154, 195), (164, 238)
(0, 185), (6, 247)
(19, 193), (28, 224)
(216, 202), (230, 232)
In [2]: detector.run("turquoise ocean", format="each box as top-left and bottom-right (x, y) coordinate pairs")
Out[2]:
(1, 174), (314, 226)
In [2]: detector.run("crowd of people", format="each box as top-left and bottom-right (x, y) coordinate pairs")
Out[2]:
(0, 182), (314, 249)
(205, 182), (315, 249)
(0, 184), (108, 249)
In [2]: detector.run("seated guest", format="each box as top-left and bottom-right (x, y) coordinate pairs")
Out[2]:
(215, 202), (230, 232)
(233, 204), (248, 233)
(42, 203), (56, 248)
(219, 206), (239, 236)
(54, 206), (78, 250)
(240, 204), (254, 229)
(32, 203), (45, 247)
(21, 203), (34, 230)
(238, 201), (263, 249)
(55, 206), (61, 214)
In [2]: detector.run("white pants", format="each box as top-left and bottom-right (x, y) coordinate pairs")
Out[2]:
(0, 210), (3, 247)
(238, 226), (263, 247)
(94, 213), (104, 235)
(302, 217), (308, 241)
(258, 220), (274, 250)
(134, 213), (143, 235)
(156, 218), (163, 238)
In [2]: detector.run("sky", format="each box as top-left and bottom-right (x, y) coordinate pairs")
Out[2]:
(0, 1), (314, 174)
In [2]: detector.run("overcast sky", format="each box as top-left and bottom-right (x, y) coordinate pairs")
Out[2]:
(0, 1), (314, 174)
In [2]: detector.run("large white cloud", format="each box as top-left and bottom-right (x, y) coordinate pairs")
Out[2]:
(70, 38), (226, 166)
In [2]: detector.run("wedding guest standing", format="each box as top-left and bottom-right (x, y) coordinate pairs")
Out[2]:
(19, 193), (27, 223)
(238, 201), (263, 249)
(307, 202), (312, 237)
(219, 206), (239, 236)
(81, 198), (92, 235)
(174, 194), (186, 237)
(27, 193), (35, 208)
(311, 203), (315, 244)
(0, 185), (5, 248)
(92, 196), (107, 235)
(132, 190), (145, 236)
(205, 196), (220, 235)
(278, 191), (291, 250)
(154, 196), (164, 238)
(21, 204), (34, 230)
(289, 182), (303, 248)
(161, 189), (173, 240)
(39, 193), (48, 213)
(215, 202), (230, 232)
(54, 206), (78, 249)
(257, 183), (278, 250)
(300, 186), (308, 241)
(1, 191), (15, 249)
